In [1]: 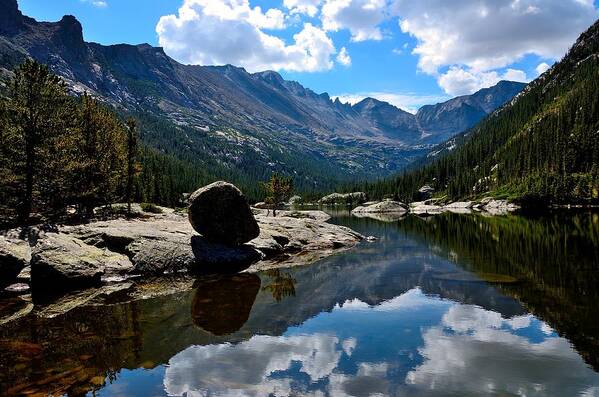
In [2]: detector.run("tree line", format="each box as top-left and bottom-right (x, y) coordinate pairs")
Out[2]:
(0, 60), (139, 225)
(349, 31), (599, 205)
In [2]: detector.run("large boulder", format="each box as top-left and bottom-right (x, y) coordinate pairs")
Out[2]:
(0, 237), (31, 288)
(188, 181), (260, 245)
(30, 234), (133, 292)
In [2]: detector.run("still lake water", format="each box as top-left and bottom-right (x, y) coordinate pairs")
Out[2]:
(1, 211), (599, 396)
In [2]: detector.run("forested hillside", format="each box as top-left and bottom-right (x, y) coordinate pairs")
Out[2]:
(353, 19), (599, 205)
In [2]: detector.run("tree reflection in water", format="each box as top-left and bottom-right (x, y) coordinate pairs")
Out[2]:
(261, 269), (297, 302)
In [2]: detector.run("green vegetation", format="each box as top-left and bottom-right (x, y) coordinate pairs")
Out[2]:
(140, 202), (162, 214)
(0, 60), (131, 224)
(261, 173), (294, 216)
(351, 22), (599, 206)
(0, 61), (140, 225)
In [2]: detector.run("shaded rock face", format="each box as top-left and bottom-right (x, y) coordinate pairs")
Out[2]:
(188, 182), (260, 246)
(191, 274), (261, 336)
(0, 0), (23, 35)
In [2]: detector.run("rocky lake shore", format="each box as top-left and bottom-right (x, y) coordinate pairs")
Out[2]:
(0, 182), (365, 322)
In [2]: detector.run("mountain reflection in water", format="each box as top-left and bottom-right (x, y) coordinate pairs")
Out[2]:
(0, 211), (598, 396)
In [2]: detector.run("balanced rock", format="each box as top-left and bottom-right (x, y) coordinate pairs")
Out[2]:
(188, 181), (260, 245)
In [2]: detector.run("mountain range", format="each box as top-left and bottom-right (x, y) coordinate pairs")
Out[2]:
(359, 17), (599, 204)
(0, 0), (525, 192)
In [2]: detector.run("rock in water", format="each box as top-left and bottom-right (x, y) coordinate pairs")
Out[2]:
(188, 181), (260, 245)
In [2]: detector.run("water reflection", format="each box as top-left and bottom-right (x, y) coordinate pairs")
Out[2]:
(0, 211), (597, 396)
(191, 274), (261, 336)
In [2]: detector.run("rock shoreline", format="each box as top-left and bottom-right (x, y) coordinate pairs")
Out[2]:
(349, 198), (520, 221)
(0, 207), (363, 302)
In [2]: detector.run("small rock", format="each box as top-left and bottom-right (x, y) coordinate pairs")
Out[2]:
(188, 181), (260, 245)
(4, 283), (30, 294)
(289, 195), (303, 205)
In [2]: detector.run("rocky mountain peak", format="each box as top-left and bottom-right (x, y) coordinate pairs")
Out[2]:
(0, 0), (23, 35)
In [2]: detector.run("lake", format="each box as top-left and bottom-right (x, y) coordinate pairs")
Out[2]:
(1, 210), (598, 396)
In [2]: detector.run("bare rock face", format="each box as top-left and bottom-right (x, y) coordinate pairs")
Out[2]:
(188, 182), (260, 246)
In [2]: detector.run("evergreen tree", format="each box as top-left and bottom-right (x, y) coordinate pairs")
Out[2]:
(261, 173), (293, 216)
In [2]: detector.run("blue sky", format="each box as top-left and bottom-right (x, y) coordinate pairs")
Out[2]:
(17, 0), (599, 112)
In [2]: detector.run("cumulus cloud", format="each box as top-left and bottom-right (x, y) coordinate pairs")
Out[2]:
(536, 61), (552, 75)
(284, 0), (322, 17)
(333, 92), (450, 113)
(393, 0), (598, 94)
(438, 66), (529, 96)
(322, 0), (388, 42)
(394, 0), (598, 73)
(337, 46), (352, 66)
(157, 0), (336, 72)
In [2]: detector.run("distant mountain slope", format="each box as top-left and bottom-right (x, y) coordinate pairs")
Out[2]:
(357, 18), (599, 205)
(415, 81), (526, 143)
(0, 0), (524, 192)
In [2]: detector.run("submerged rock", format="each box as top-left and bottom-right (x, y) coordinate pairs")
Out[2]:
(188, 181), (260, 245)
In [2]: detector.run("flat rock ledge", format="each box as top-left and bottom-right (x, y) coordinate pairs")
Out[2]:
(0, 209), (363, 299)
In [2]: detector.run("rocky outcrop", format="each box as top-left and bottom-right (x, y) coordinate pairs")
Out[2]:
(188, 181), (260, 245)
(289, 195), (302, 205)
(351, 201), (408, 222)
(409, 202), (445, 216)
(30, 234), (133, 292)
(417, 185), (435, 200)
(482, 199), (520, 215)
(62, 209), (361, 275)
(0, 236), (31, 288)
(352, 201), (408, 214)
(320, 192), (367, 205)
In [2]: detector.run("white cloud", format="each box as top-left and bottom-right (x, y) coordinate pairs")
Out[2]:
(157, 0), (337, 73)
(394, 0), (598, 73)
(337, 46), (352, 66)
(82, 0), (107, 7)
(322, 0), (388, 42)
(333, 92), (450, 113)
(284, 0), (322, 17)
(437, 66), (529, 96)
(536, 61), (551, 75)
(393, 0), (598, 94)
